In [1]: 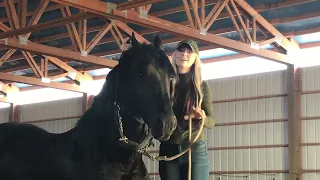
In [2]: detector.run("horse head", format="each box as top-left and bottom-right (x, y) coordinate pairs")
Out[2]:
(107, 33), (177, 142)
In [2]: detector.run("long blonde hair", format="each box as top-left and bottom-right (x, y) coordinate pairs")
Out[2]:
(171, 51), (203, 112)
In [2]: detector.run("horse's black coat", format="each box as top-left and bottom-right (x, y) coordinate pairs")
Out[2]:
(0, 34), (177, 180)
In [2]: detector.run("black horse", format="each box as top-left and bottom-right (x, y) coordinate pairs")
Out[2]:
(0, 34), (177, 180)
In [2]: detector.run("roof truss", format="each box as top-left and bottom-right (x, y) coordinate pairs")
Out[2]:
(0, 0), (318, 101)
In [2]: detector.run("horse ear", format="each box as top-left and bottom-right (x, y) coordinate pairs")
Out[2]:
(131, 32), (140, 48)
(154, 35), (164, 50)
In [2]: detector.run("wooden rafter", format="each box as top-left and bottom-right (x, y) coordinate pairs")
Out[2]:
(86, 23), (112, 53)
(21, 51), (44, 78)
(110, 26), (122, 49)
(233, 0), (299, 51)
(0, 37), (118, 67)
(18, 0), (27, 28)
(50, 0), (290, 63)
(46, 56), (93, 85)
(25, 0), (49, 38)
(225, 3), (245, 42)
(205, 0), (229, 31)
(61, 5), (83, 51)
(0, 72), (84, 93)
(0, 22), (11, 32)
(60, 5), (79, 51)
(82, 17), (87, 50)
(112, 24), (124, 43)
(182, 0), (195, 28)
(0, 49), (16, 66)
(0, 0), (318, 81)
(4, 9), (317, 65)
(0, 12), (96, 39)
(114, 20), (150, 44)
(116, 0), (163, 10)
(5, 0), (20, 30)
(0, 0), (313, 53)
(2, 0), (49, 80)
(229, 0), (252, 43)
(40, 57), (48, 78)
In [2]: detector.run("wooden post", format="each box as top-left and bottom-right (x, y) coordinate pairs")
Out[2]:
(287, 65), (301, 180)
(9, 103), (20, 122)
(82, 93), (94, 114)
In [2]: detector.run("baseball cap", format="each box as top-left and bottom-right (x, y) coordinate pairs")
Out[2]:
(176, 39), (199, 56)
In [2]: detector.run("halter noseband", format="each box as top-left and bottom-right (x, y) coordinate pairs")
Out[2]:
(113, 70), (154, 154)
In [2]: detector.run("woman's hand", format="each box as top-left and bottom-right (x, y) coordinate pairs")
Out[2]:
(184, 107), (206, 121)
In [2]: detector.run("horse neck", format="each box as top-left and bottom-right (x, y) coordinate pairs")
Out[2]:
(73, 73), (144, 149)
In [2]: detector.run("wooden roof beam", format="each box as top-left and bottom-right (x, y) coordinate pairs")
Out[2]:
(46, 56), (93, 85)
(3, 9), (320, 65)
(114, 20), (150, 44)
(233, 0), (299, 51)
(0, 0), (313, 51)
(0, 37), (118, 67)
(50, 0), (290, 64)
(0, 72), (85, 93)
(0, 12), (97, 39)
(117, 0), (165, 10)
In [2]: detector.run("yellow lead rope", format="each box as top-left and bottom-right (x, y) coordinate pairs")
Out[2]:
(188, 116), (192, 180)
(153, 115), (205, 161)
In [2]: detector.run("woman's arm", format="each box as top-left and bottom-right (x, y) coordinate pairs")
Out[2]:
(201, 81), (215, 128)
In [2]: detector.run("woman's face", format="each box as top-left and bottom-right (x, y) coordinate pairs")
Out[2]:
(175, 45), (196, 73)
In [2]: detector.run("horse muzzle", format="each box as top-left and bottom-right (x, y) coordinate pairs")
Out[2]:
(152, 115), (177, 141)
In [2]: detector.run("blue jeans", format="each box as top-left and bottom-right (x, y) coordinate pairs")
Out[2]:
(159, 140), (210, 180)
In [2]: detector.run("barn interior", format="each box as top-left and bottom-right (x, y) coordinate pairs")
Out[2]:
(1, 0), (320, 179)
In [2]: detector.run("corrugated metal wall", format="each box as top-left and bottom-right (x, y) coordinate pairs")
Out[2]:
(1, 66), (320, 179)
(301, 66), (320, 179)
(0, 107), (10, 124)
(20, 97), (82, 133)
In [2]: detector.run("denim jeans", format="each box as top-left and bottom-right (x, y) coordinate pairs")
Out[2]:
(159, 140), (210, 180)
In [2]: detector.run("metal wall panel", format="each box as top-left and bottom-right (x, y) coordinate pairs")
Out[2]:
(211, 147), (289, 171)
(208, 70), (287, 101)
(301, 66), (320, 92)
(30, 118), (79, 133)
(0, 107), (10, 123)
(20, 97), (82, 122)
(301, 66), (320, 178)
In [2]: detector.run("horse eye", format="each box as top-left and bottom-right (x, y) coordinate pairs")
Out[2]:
(139, 73), (144, 76)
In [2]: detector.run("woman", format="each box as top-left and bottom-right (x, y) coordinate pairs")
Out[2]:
(120, 38), (215, 180)
(158, 39), (215, 180)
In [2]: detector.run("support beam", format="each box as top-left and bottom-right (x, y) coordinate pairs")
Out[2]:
(50, 0), (291, 64)
(9, 103), (20, 122)
(287, 65), (301, 180)
(116, 0), (165, 10)
(0, 12), (97, 39)
(82, 93), (94, 114)
(47, 56), (93, 84)
(233, 0), (298, 51)
(0, 72), (85, 92)
(0, 37), (118, 67)
(114, 20), (150, 44)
